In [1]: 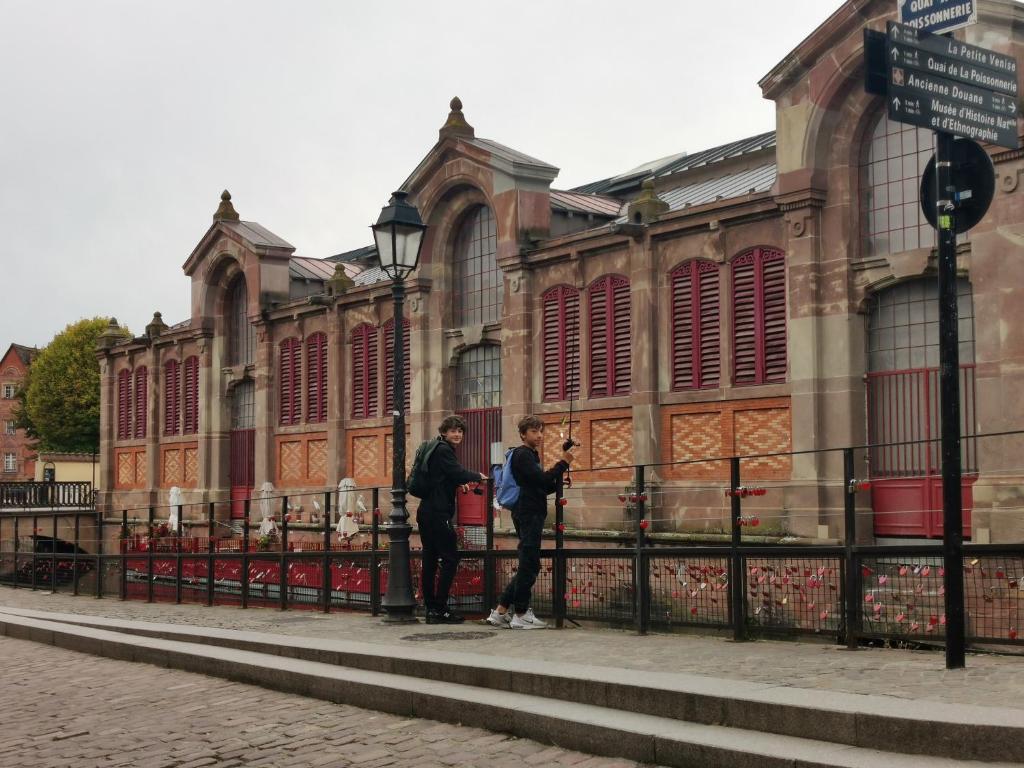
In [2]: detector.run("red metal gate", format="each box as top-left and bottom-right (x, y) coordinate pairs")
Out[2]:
(454, 407), (502, 525)
(866, 365), (976, 537)
(229, 428), (255, 519)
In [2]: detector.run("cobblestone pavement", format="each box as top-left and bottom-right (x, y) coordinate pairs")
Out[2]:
(0, 636), (666, 768)
(2, 586), (1023, 711)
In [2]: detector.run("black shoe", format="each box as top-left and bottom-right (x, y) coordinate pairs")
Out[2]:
(426, 609), (465, 624)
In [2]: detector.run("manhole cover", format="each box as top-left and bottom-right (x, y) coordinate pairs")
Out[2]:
(401, 631), (494, 642)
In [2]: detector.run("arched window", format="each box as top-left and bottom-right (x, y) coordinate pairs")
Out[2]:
(306, 332), (328, 423)
(732, 247), (786, 385)
(862, 113), (934, 256)
(227, 274), (255, 366)
(382, 318), (410, 415)
(541, 286), (580, 402)
(351, 323), (378, 419)
(231, 379), (255, 429)
(456, 345), (501, 410)
(279, 338), (301, 426)
(132, 367), (147, 439)
(454, 206), (501, 326)
(588, 275), (630, 398)
(116, 369), (131, 440)
(164, 360), (180, 436)
(183, 356), (199, 434)
(671, 261), (720, 390)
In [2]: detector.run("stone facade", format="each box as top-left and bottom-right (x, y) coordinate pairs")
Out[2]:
(97, 0), (1024, 543)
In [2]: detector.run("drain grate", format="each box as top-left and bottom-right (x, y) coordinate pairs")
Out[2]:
(401, 631), (494, 642)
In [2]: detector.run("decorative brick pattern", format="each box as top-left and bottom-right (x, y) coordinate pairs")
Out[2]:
(661, 397), (791, 481)
(352, 435), (380, 485)
(134, 450), (146, 485)
(538, 409), (631, 480)
(735, 406), (792, 476)
(671, 412), (726, 479)
(162, 448), (183, 487)
(307, 439), (327, 484)
(115, 447), (147, 490)
(591, 418), (633, 479)
(279, 440), (302, 483)
(117, 452), (133, 487)
(183, 447), (198, 486)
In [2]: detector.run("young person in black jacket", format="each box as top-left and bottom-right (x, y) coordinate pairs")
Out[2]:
(487, 415), (574, 629)
(418, 415), (488, 624)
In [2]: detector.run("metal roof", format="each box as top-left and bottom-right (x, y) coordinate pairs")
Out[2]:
(615, 163), (777, 222)
(353, 265), (386, 287)
(550, 190), (623, 218)
(327, 245), (377, 264)
(289, 256), (336, 282)
(225, 220), (294, 250)
(572, 131), (776, 196)
(469, 137), (558, 173)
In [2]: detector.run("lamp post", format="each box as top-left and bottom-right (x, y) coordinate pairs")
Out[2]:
(371, 190), (427, 624)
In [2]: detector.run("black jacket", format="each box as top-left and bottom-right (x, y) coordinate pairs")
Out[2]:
(418, 438), (480, 519)
(510, 445), (569, 519)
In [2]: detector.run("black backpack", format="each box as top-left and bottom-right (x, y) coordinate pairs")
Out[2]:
(406, 437), (442, 498)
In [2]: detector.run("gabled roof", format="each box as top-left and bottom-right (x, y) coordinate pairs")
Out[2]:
(573, 131), (777, 196)
(223, 220), (294, 250)
(468, 137), (558, 174)
(1, 343), (37, 369)
(550, 190), (623, 218)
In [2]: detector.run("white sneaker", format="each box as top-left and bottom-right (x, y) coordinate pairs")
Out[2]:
(486, 608), (512, 628)
(511, 608), (547, 629)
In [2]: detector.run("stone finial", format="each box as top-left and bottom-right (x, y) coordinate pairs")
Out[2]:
(214, 189), (240, 222)
(327, 263), (355, 297)
(627, 178), (670, 225)
(145, 311), (168, 339)
(439, 96), (475, 141)
(96, 317), (125, 350)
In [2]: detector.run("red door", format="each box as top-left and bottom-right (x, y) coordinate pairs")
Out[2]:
(867, 366), (976, 538)
(229, 429), (255, 519)
(454, 407), (502, 525)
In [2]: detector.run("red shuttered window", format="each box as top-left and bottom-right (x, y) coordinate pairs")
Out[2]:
(542, 286), (580, 402)
(732, 247), (787, 386)
(116, 369), (131, 440)
(164, 360), (180, 436)
(133, 366), (147, 439)
(351, 323), (378, 419)
(588, 275), (631, 398)
(306, 332), (328, 423)
(671, 261), (720, 390)
(279, 338), (301, 426)
(383, 318), (410, 415)
(183, 356), (199, 434)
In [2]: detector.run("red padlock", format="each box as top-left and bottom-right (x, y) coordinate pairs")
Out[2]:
(639, 519), (649, 530)
(556, 522), (566, 533)
(558, 498), (568, 507)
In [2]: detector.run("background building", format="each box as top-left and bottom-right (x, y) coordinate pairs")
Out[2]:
(0, 343), (37, 482)
(96, 0), (1024, 544)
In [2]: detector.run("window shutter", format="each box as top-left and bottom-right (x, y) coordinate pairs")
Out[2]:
(183, 357), (199, 434)
(351, 324), (378, 419)
(611, 278), (631, 394)
(761, 250), (787, 383)
(164, 360), (180, 436)
(383, 319), (410, 414)
(589, 281), (609, 397)
(732, 247), (786, 385)
(278, 338), (300, 426)
(671, 264), (694, 389)
(117, 369), (131, 440)
(306, 333), (327, 423)
(133, 367), (147, 439)
(698, 261), (721, 388)
(542, 286), (580, 402)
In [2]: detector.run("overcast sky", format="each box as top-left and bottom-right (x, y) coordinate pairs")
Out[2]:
(1, 0), (844, 349)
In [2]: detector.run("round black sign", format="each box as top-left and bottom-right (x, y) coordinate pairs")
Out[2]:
(920, 139), (996, 235)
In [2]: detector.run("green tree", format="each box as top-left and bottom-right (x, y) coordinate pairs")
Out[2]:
(21, 318), (129, 453)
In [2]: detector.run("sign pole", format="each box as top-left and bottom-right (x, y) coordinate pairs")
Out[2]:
(935, 128), (966, 670)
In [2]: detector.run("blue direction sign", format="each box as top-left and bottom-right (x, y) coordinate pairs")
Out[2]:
(898, 0), (977, 35)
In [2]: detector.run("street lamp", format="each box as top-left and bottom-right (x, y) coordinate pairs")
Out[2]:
(371, 190), (427, 623)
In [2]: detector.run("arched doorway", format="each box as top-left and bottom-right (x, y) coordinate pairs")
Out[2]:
(865, 278), (977, 538)
(454, 345), (501, 526)
(226, 275), (256, 518)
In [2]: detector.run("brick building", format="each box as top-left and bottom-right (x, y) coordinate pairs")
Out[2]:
(0, 343), (38, 481)
(96, 0), (1024, 543)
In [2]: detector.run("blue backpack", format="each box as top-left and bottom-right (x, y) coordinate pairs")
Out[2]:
(495, 448), (521, 508)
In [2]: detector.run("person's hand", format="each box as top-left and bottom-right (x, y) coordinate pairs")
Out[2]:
(460, 484), (470, 494)
(479, 473), (489, 481)
(561, 449), (575, 465)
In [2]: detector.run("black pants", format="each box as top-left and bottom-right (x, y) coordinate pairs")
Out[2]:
(417, 511), (460, 612)
(499, 509), (544, 614)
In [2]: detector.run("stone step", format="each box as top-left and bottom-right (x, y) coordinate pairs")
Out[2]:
(1, 608), (1021, 766)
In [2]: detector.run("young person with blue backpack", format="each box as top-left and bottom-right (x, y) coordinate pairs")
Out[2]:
(487, 415), (574, 629)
